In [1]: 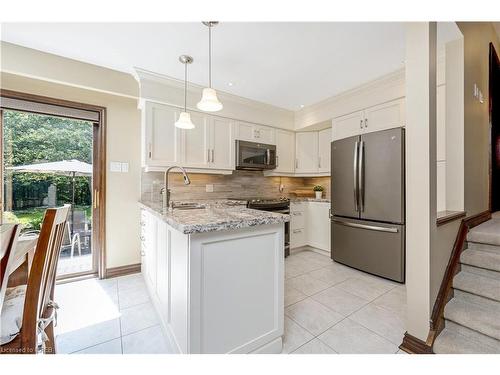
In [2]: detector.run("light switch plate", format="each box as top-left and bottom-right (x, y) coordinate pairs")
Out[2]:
(110, 162), (122, 172)
(121, 162), (129, 172)
(206, 184), (214, 193)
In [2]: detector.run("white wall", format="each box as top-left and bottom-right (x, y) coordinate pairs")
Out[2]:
(405, 22), (437, 341)
(0, 66), (142, 270)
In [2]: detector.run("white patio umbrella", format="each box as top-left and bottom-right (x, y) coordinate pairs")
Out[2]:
(6, 159), (92, 232)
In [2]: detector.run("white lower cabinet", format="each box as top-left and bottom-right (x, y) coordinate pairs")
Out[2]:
(140, 208), (284, 354)
(306, 202), (331, 251)
(290, 201), (331, 252)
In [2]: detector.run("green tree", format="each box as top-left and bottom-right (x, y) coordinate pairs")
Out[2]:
(3, 110), (93, 209)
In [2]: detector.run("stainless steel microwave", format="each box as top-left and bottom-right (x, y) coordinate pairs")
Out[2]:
(235, 140), (276, 170)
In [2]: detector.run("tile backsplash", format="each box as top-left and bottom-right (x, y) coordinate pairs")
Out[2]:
(141, 170), (330, 203)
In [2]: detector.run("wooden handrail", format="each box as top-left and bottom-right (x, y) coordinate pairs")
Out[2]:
(400, 210), (491, 354)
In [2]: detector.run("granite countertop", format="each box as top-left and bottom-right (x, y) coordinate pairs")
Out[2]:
(290, 197), (331, 203)
(139, 200), (290, 235)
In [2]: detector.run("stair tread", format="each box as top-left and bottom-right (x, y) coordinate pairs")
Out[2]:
(434, 328), (499, 354)
(453, 271), (500, 302)
(444, 298), (500, 341)
(461, 249), (500, 272)
(467, 218), (500, 245)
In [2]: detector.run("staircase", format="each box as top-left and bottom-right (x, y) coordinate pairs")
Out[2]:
(433, 212), (500, 354)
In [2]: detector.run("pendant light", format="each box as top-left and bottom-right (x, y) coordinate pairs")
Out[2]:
(175, 55), (195, 129)
(197, 21), (223, 112)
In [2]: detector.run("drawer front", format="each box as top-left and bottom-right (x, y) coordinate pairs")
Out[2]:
(291, 211), (305, 230)
(291, 228), (306, 248)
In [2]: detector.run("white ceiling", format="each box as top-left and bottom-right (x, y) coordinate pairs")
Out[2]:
(0, 22), (461, 110)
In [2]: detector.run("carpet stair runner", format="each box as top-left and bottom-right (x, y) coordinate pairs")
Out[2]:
(433, 213), (500, 354)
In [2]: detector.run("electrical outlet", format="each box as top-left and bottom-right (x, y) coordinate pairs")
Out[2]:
(206, 184), (214, 193)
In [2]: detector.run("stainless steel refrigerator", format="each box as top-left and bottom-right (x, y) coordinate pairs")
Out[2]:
(330, 127), (405, 282)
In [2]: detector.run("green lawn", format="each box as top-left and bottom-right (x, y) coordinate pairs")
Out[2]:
(5, 205), (91, 230)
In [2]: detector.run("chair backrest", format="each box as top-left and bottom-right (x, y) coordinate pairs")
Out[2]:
(21, 205), (70, 353)
(0, 224), (21, 308)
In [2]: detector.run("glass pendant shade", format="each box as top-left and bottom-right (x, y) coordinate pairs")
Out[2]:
(197, 87), (223, 112)
(175, 111), (195, 129)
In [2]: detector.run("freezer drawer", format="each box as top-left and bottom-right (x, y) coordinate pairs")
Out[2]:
(331, 217), (405, 282)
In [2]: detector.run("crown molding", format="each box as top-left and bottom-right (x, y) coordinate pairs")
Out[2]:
(295, 68), (406, 129)
(133, 67), (293, 115)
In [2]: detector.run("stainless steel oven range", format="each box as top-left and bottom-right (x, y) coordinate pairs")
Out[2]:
(246, 197), (290, 257)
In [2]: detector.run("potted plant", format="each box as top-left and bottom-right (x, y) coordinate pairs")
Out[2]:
(313, 185), (324, 199)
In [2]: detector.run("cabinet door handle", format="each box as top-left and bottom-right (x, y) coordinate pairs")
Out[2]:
(293, 229), (302, 234)
(360, 120), (363, 129)
(295, 159), (298, 169)
(364, 118), (368, 128)
(318, 157), (321, 169)
(148, 143), (152, 159)
(211, 149), (215, 163)
(207, 149), (210, 163)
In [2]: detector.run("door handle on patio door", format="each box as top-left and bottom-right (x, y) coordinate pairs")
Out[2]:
(358, 140), (365, 212)
(353, 140), (359, 212)
(93, 189), (99, 209)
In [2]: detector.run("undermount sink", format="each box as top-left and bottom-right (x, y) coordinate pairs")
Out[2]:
(171, 202), (206, 210)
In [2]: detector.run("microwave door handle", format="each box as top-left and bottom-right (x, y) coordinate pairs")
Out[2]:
(266, 149), (271, 165)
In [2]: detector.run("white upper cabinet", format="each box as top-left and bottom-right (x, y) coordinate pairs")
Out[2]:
(142, 101), (234, 172)
(363, 98), (405, 134)
(235, 121), (275, 144)
(295, 132), (319, 173)
(182, 112), (210, 169)
(209, 117), (234, 170)
(332, 98), (405, 141)
(144, 102), (181, 166)
(274, 129), (295, 173)
(332, 110), (364, 141)
(318, 128), (332, 173)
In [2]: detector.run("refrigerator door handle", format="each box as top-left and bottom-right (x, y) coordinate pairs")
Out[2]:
(332, 218), (399, 233)
(358, 140), (365, 212)
(353, 140), (359, 212)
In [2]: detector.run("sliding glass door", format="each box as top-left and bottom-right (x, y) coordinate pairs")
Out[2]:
(0, 91), (106, 279)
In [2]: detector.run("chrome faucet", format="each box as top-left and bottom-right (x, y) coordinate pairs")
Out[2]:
(161, 166), (191, 212)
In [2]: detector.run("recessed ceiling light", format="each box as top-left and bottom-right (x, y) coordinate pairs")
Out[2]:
(228, 82), (234, 86)
(300, 104), (305, 108)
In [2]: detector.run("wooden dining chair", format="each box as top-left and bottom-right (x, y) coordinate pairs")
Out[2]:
(1, 205), (70, 354)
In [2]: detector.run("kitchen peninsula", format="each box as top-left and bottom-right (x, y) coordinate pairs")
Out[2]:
(139, 200), (289, 354)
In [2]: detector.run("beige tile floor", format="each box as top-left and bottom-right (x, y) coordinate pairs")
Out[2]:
(284, 247), (407, 354)
(54, 247), (406, 354)
(55, 273), (173, 354)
